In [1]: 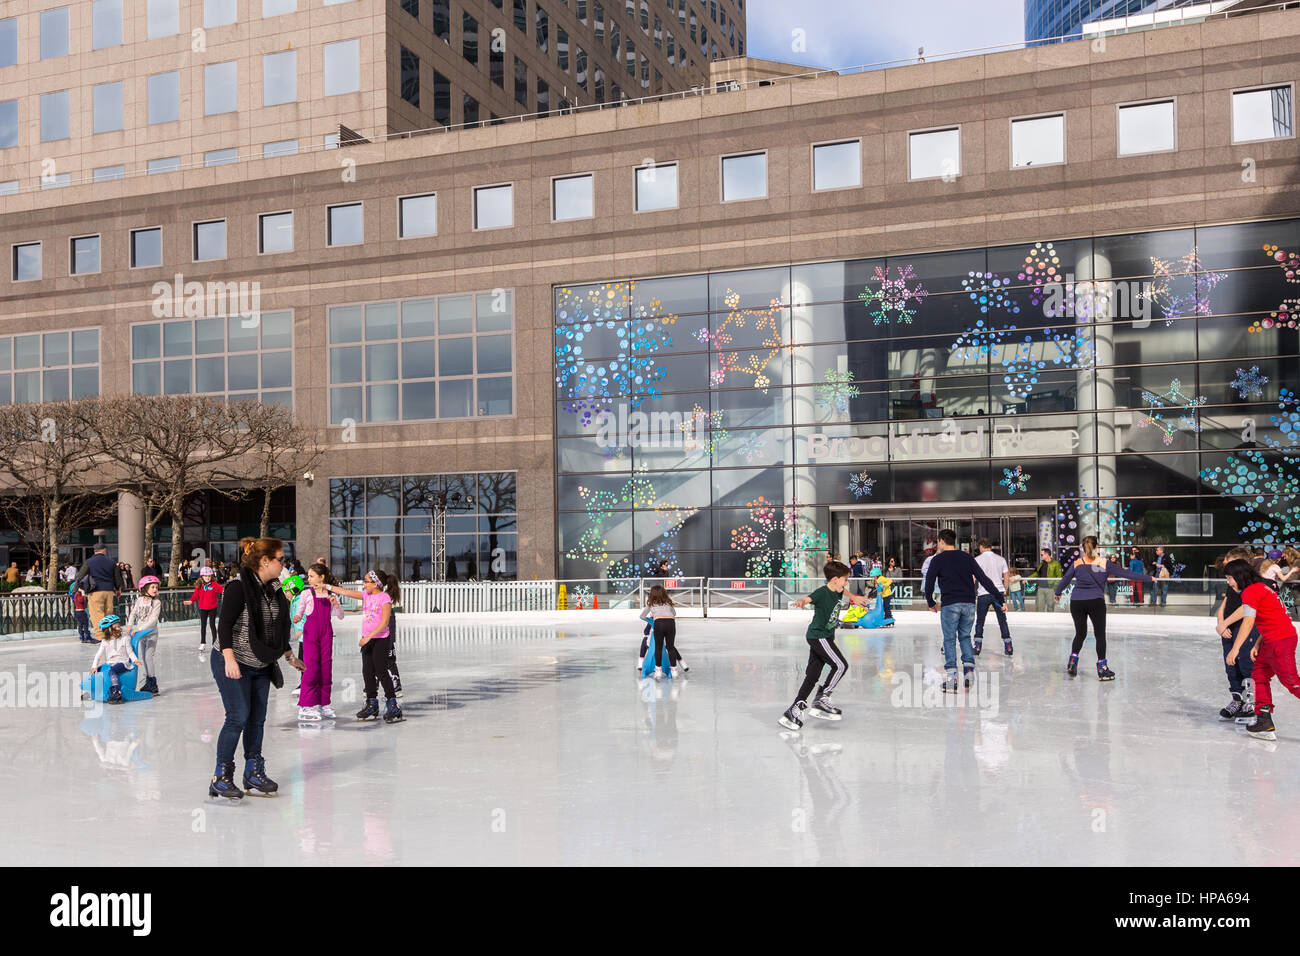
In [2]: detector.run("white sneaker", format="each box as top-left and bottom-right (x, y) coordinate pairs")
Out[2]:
(319, 706), (336, 719)
(298, 705), (321, 721)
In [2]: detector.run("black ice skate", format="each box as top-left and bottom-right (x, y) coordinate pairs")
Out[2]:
(242, 757), (278, 796)
(942, 671), (959, 694)
(1067, 653), (1079, 677)
(141, 676), (159, 695)
(810, 693), (842, 720)
(107, 685), (123, 705)
(1097, 659), (1115, 681)
(356, 697), (380, 721)
(973, 638), (983, 656)
(778, 702), (806, 732)
(1246, 710), (1277, 741)
(963, 665), (976, 688)
(1003, 639), (1013, 657)
(383, 698), (405, 723)
(208, 762), (244, 801)
(1219, 693), (1249, 722)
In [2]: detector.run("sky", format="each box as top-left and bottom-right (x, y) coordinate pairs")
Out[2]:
(746, 0), (1027, 72)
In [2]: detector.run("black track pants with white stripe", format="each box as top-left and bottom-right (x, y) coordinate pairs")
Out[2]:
(796, 637), (848, 705)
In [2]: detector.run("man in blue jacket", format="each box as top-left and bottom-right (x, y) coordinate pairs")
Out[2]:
(924, 529), (1006, 693)
(80, 545), (122, 634)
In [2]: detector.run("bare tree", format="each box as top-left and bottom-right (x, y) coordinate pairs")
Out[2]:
(89, 396), (264, 587)
(218, 401), (323, 538)
(0, 401), (111, 590)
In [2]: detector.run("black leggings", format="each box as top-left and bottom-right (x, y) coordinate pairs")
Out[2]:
(1069, 598), (1107, 659)
(796, 637), (848, 704)
(361, 638), (396, 699)
(198, 608), (218, 644)
(387, 616), (400, 683)
(639, 621), (682, 665)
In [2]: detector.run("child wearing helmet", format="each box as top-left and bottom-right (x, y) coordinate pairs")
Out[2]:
(185, 567), (224, 653)
(125, 575), (163, 695)
(88, 615), (139, 705)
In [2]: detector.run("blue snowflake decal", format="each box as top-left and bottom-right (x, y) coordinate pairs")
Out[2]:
(1232, 366), (1269, 401)
(848, 471), (876, 499)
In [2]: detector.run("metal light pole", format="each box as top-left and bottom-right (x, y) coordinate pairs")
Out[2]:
(428, 490), (475, 583)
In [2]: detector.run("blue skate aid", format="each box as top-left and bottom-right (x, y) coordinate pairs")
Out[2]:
(81, 665), (152, 702)
(641, 642), (673, 679)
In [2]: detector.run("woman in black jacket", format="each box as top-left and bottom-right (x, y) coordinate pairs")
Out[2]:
(209, 536), (303, 800)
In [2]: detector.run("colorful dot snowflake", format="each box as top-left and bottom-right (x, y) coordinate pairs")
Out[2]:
(1138, 379), (1208, 445)
(708, 290), (785, 392)
(679, 405), (728, 456)
(995, 327), (1095, 400)
(816, 369), (860, 414)
(1249, 298), (1300, 334)
(847, 471), (876, 499)
(999, 466), (1031, 495)
(567, 467), (699, 577)
(1141, 248), (1227, 326)
(727, 496), (828, 578)
(962, 271), (1020, 315)
(951, 320), (1016, 360)
(1264, 243), (1300, 282)
(859, 265), (929, 325)
(737, 434), (766, 463)
(1017, 241), (1062, 307)
(1232, 366), (1269, 401)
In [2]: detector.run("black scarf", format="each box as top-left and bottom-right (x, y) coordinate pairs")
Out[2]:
(238, 567), (290, 664)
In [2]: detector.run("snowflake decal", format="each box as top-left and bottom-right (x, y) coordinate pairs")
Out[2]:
(1251, 298), (1300, 334)
(1141, 249), (1227, 326)
(816, 369), (860, 414)
(1232, 366), (1269, 401)
(999, 466), (1031, 495)
(996, 327), (1096, 399)
(679, 404), (727, 456)
(737, 434), (766, 463)
(1017, 241), (1062, 307)
(961, 271), (1020, 315)
(951, 320), (1016, 361)
(859, 265), (929, 325)
(1264, 243), (1300, 282)
(708, 290), (785, 392)
(727, 496), (828, 578)
(848, 471), (876, 499)
(572, 585), (593, 605)
(1138, 379), (1208, 445)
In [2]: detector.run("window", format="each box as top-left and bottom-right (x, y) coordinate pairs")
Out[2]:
(93, 0), (124, 49)
(434, 0), (450, 42)
(490, 41), (504, 87)
(515, 58), (528, 106)
(90, 82), (123, 135)
(147, 0), (179, 38)
(538, 77), (550, 114)
(401, 0), (418, 17)
(263, 139), (297, 158)
(40, 91), (70, 143)
(205, 62), (238, 116)
(205, 149), (238, 166)
(12, 243), (41, 281)
(463, 13), (479, 65)
(148, 157), (181, 175)
(263, 50), (298, 105)
(328, 203), (364, 246)
(537, 6), (549, 52)
(324, 39), (361, 96)
(328, 293), (514, 424)
(399, 194), (437, 238)
(813, 140), (861, 191)
(434, 72), (451, 127)
(721, 152), (766, 202)
(514, 0), (527, 33)
(131, 313), (292, 405)
(595, 1), (605, 41)
(626, 37), (635, 76)
(474, 184), (513, 230)
(1232, 85), (1294, 143)
(71, 236), (100, 275)
(148, 71), (180, 125)
(259, 212), (293, 254)
(909, 127), (960, 180)
(204, 0), (237, 27)
(131, 228), (163, 268)
(1011, 113), (1065, 168)
(553, 174), (593, 221)
(558, 27), (569, 70)
(610, 19), (619, 59)
(0, 19), (15, 68)
(324, 133), (340, 149)
(0, 100), (15, 148)
(40, 8), (69, 59)
(635, 162), (677, 211)
(576, 45), (587, 88)
(594, 65), (605, 103)
(401, 48), (420, 107)
(1118, 100), (1175, 156)
(41, 173), (71, 190)
(463, 94), (479, 126)
(263, 0), (295, 15)
(194, 220), (227, 261)
(93, 166), (125, 182)
(0, 330), (100, 403)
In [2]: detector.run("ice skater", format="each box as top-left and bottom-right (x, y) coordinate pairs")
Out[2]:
(294, 563), (344, 721)
(1215, 547), (1257, 722)
(326, 571), (404, 724)
(73, 584), (94, 644)
(124, 575), (162, 695)
(639, 584), (683, 679)
(88, 615), (139, 705)
(184, 566), (223, 652)
(1220, 559), (1300, 741)
(972, 538), (1013, 657)
(1053, 536), (1152, 681)
(381, 570), (403, 699)
(924, 529), (1005, 692)
(779, 560), (868, 732)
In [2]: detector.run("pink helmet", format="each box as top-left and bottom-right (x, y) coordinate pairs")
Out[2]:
(137, 575), (161, 590)
(200, 567), (214, 576)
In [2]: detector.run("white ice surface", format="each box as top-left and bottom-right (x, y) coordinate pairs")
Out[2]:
(2, 609), (1295, 867)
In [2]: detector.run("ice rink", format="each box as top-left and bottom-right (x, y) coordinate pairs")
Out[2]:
(3, 608), (1296, 867)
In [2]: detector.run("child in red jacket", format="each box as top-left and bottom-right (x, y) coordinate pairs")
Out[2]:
(1220, 559), (1300, 741)
(184, 567), (224, 653)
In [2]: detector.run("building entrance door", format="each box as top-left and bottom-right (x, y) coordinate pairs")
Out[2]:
(847, 509), (1043, 575)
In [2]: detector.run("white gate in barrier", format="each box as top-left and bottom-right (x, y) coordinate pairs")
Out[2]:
(704, 578), (773, 620)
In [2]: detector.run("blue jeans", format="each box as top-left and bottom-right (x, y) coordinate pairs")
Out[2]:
(1009, 589), (1025, 611)
(939, 602), (976, 672)
(107, 662), (129, 686)
(975, 594), (1010, 640)
(210, 649), (272, 766)
(1150, 580), (1168, 605)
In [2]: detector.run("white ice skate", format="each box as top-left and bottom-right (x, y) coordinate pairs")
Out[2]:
(319, 705), (336, 719)
(298, 705), (321, 721)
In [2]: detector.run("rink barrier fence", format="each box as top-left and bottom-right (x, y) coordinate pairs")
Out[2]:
(1, 576), (1272, 638)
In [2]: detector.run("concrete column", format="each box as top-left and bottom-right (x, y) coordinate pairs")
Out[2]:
(1075, 251), (1117, 541)
(786, 280), (817, 577)
(117, 491), (144, 574)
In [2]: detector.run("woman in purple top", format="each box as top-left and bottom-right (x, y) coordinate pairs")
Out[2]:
(1054, 536), (1153, 681)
